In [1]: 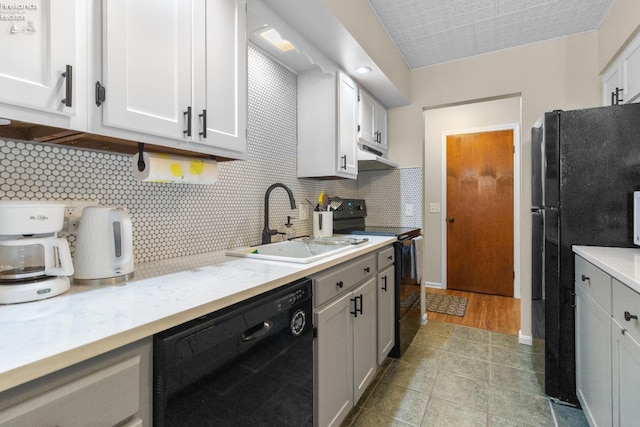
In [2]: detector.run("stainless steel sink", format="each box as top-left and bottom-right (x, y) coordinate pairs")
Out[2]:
(226, 237), (369, 264)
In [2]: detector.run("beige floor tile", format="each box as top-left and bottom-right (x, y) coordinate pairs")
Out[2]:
(363, 382), (430, 426)
(490, 364), (545, 396)
(439, 352), (490, 382)
(380, 359), (437, 394)
(488, 385), (554, 426)
(401, 345), (444, 368)
(491, 332), (544, 355)
(452, 325), (491, 344)
(488, 413), (548, 427)
(431, 371), (489, 410)
(421, 321), (455, 337)
(350, 408), (414, 427)
(446, 337), (491, 361)
(421, 397), (488, 427)
(411, 330), (450, 351)
(491, 346), (545, 373)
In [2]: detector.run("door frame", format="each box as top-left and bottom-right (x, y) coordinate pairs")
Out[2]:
(440, 123), (521, 298)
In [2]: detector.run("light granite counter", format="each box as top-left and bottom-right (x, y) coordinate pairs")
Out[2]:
(0, 235), (396, 393)
(573, 245), (640, 294)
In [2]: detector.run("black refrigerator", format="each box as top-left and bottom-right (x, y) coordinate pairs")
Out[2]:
(531, 103), (640, 405)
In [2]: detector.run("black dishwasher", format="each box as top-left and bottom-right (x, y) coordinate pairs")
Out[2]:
(153, 278), (313, 427)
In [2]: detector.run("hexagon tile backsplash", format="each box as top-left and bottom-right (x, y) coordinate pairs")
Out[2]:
(0, 44), (422, 263)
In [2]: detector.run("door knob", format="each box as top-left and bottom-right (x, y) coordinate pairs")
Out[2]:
(447, 217), (455, 223)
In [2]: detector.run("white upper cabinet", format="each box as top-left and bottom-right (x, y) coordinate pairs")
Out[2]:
(358, 90), (388, 153)
(603, 32), (640, 106)
(101, 0), (192, 139)
(0, 0), (86, 129)
(93, 0), (247, 159)
(298, 69), (358, 179)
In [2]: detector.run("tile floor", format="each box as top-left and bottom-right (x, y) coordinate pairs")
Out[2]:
(342, 321), (589, 427)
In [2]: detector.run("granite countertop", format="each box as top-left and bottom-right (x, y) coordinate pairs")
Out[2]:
(573, 245), (640, 294)
(0, 235), (396, 393)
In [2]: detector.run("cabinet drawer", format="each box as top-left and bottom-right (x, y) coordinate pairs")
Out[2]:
(575, 256), (612, 313)
(0, 356), (140, 427)
(613, 278), (640, 344)
(377, 246), (395, 271)
(314, 254), (376, 307)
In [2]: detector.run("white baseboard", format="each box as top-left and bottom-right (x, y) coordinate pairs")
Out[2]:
(518, 330), (533, 346)
(425, 281), (443, 289)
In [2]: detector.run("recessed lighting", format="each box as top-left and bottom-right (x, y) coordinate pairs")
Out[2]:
(260, 28), (295, 52)
(355, 67), (372, 74)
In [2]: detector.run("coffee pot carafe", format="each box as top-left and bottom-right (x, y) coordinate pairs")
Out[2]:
(74, 206), (134, 285)
(0, 201), (73, 304)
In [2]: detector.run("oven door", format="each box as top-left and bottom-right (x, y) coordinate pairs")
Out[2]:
(399, 238), (421, 285)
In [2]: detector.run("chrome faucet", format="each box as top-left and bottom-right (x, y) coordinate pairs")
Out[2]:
(262, 183), (297, 244)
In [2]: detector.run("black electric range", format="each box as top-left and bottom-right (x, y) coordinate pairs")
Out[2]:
(332, 198), (422, 357)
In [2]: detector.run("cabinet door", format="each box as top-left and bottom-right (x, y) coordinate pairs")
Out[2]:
(377, 265), (395, 364)
(612, 321), (640, 427)
(375, 102), (388, 152)
(193, 0), (247, 155)
(575, 284), (612, 427)
(0, 0), (79, 118)
(602, 62), (622, 106)
(102, 0), (192, 139)
(621, 34), (640, 104)
(315, 292), (353, 427)
(352, 277), (377, 404)
(337, 72), (358, 177)
(358, 90), (376, 146)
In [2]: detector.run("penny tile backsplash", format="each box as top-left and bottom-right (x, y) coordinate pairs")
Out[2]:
(0, 44), (422, 263)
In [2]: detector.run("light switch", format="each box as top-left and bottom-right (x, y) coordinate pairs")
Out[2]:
(405, 204), (414, 217)
(299, 205), (309, 220)
(429, 203), (440, 213)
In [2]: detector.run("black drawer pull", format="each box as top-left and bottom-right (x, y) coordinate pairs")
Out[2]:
(364, 267), (370, 273)
(581, 275), (590, 282)
(387, 255), (393, 261)
(382, 275), (387, 291)
(336, 281), (344, 289)
(624, 311), (638, 322)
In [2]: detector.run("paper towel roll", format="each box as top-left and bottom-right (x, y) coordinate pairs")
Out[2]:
(132, 152), (218, 184)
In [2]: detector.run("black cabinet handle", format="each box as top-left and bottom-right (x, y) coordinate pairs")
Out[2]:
(199, 109), (207, 138)
(611, 90), (616, 105)
(387, 255), (393, 261)
(364, 267), (370, 273)
(624, 311), (638, 321)
(341, 155), (347, 170)
(616, 87), (624, 104)
(350, 295), (364, 317)
(184, 106), (192, 137)
(581, 274), (590, 282)
(336, 281), (344, 289)
(61, 64), (72, 107)
(382, 275), (387, 291)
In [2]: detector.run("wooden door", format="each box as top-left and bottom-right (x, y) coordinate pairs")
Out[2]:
(446, 130), (514, 296)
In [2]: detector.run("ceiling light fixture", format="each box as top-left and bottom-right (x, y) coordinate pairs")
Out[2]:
(260, 28), (295, 52)
(355, 67), (372, 74)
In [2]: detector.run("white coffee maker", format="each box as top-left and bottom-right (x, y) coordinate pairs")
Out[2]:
(0, 201), (74, 304)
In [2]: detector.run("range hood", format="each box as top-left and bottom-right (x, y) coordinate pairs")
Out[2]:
(357, 145), (398, 171)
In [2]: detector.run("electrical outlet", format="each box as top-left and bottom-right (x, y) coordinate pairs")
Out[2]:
(63, 200), (98, 233)
(405, 203), (414, 217)
(299, 204), (309, 221)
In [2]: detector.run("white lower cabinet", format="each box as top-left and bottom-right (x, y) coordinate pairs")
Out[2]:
(314, 251), (388, 427)
(611, 278), (640, 427)
(575, 255), (640, 427)
(0, 338), (151, 427)
(377, 246), (396, 365)
(576, 283), (612, 427)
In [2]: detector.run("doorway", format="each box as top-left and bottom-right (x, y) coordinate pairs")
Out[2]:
(446, 129), (514, 296)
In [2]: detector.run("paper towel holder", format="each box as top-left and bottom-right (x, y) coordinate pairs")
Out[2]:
(137, 143), (146, 172)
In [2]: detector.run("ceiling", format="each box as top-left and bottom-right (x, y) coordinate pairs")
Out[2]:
(367, 0), (615, 69)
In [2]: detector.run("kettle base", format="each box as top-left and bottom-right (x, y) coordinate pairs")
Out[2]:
(72, 272), (135, 287)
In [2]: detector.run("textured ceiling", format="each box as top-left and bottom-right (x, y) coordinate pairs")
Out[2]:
(367, 0), (614, 69)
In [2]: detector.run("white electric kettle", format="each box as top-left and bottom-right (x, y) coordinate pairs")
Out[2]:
(73, 206), (134, 285)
